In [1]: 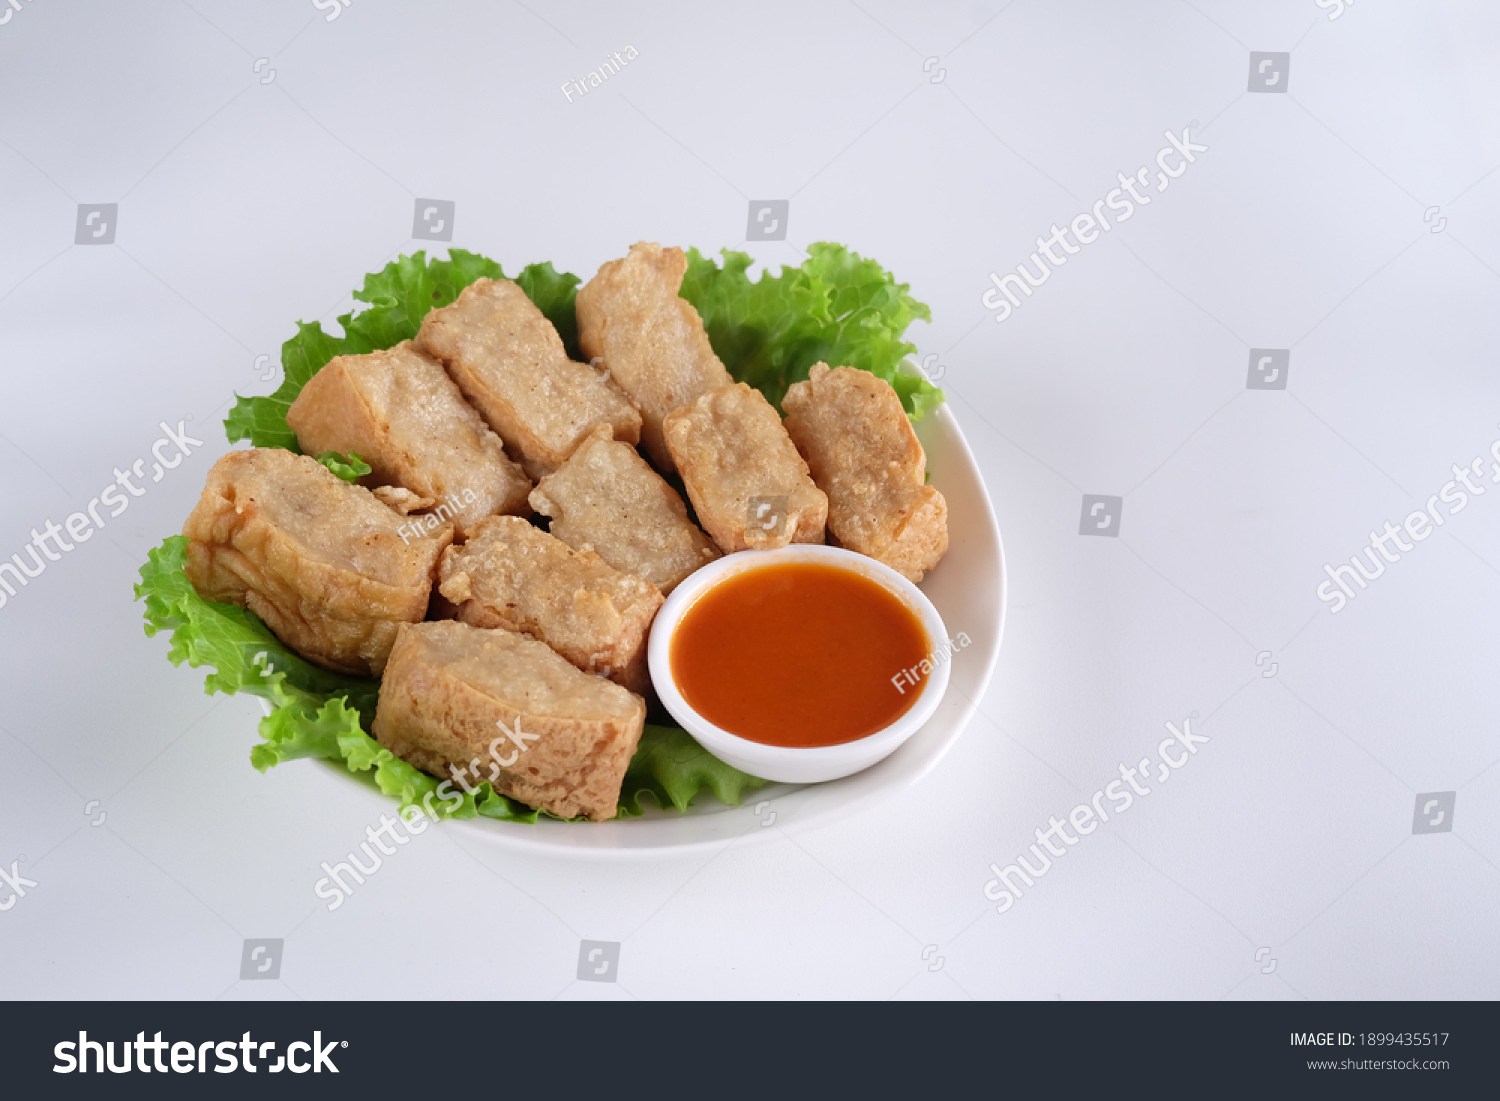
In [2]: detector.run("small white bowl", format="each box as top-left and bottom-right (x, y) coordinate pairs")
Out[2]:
(647, 544), (952, 784)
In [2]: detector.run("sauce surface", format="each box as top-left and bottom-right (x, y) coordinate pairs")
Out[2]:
(669, 561), (931, 748)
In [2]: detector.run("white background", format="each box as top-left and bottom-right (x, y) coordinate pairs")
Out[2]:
(1, 0), (1497, 1000)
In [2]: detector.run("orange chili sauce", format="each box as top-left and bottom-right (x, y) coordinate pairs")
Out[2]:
(669, 561), (931, 748)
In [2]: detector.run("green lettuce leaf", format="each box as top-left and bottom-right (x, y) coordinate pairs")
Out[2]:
(316, 450), (371, 482)
(681, 242), (943, 418)
(164, 240), (939, 826)
(617, 725), (769, 816)
(136, 538), (749, 823)
(513, 261), (583, 362)
(251, 692), (540, 824)
(223, 249), (507, 450)
(136, 536), (378, 717)
(137, 537), (541, 822)
(223, 318), (365, 452)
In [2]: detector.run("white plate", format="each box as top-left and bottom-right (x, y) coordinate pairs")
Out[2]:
(439, 400), (1007, 860)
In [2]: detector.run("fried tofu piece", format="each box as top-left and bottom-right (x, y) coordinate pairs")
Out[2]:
(437, 516), (662, 696)
(783, 364), (948, 582)
(576, 242), (733, 472)
(182, 449), (452, 676)
(371, 485), (433, 515)
(414, 278), (641, 469)
(529, 427), (719, 594)
(286, 341), (531, 536)
(373, 620), (646, 821)
(663, 383), (827, 553)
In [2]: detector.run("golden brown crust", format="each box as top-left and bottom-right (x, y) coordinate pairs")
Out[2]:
(436, 516), (662, 696)
(576, 242), (733, 472)
(415, 279), (641, 469)
(782, 364), (948, 582)
(181, 449), (451, 675)
(372, 621), (646, 821)
(663, 383), (827, 553)
(287, 340), (531, 536)
(529, 426), (719, 594)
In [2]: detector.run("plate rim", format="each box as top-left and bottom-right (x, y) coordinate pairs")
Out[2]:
(433, 401), (1008, 860)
